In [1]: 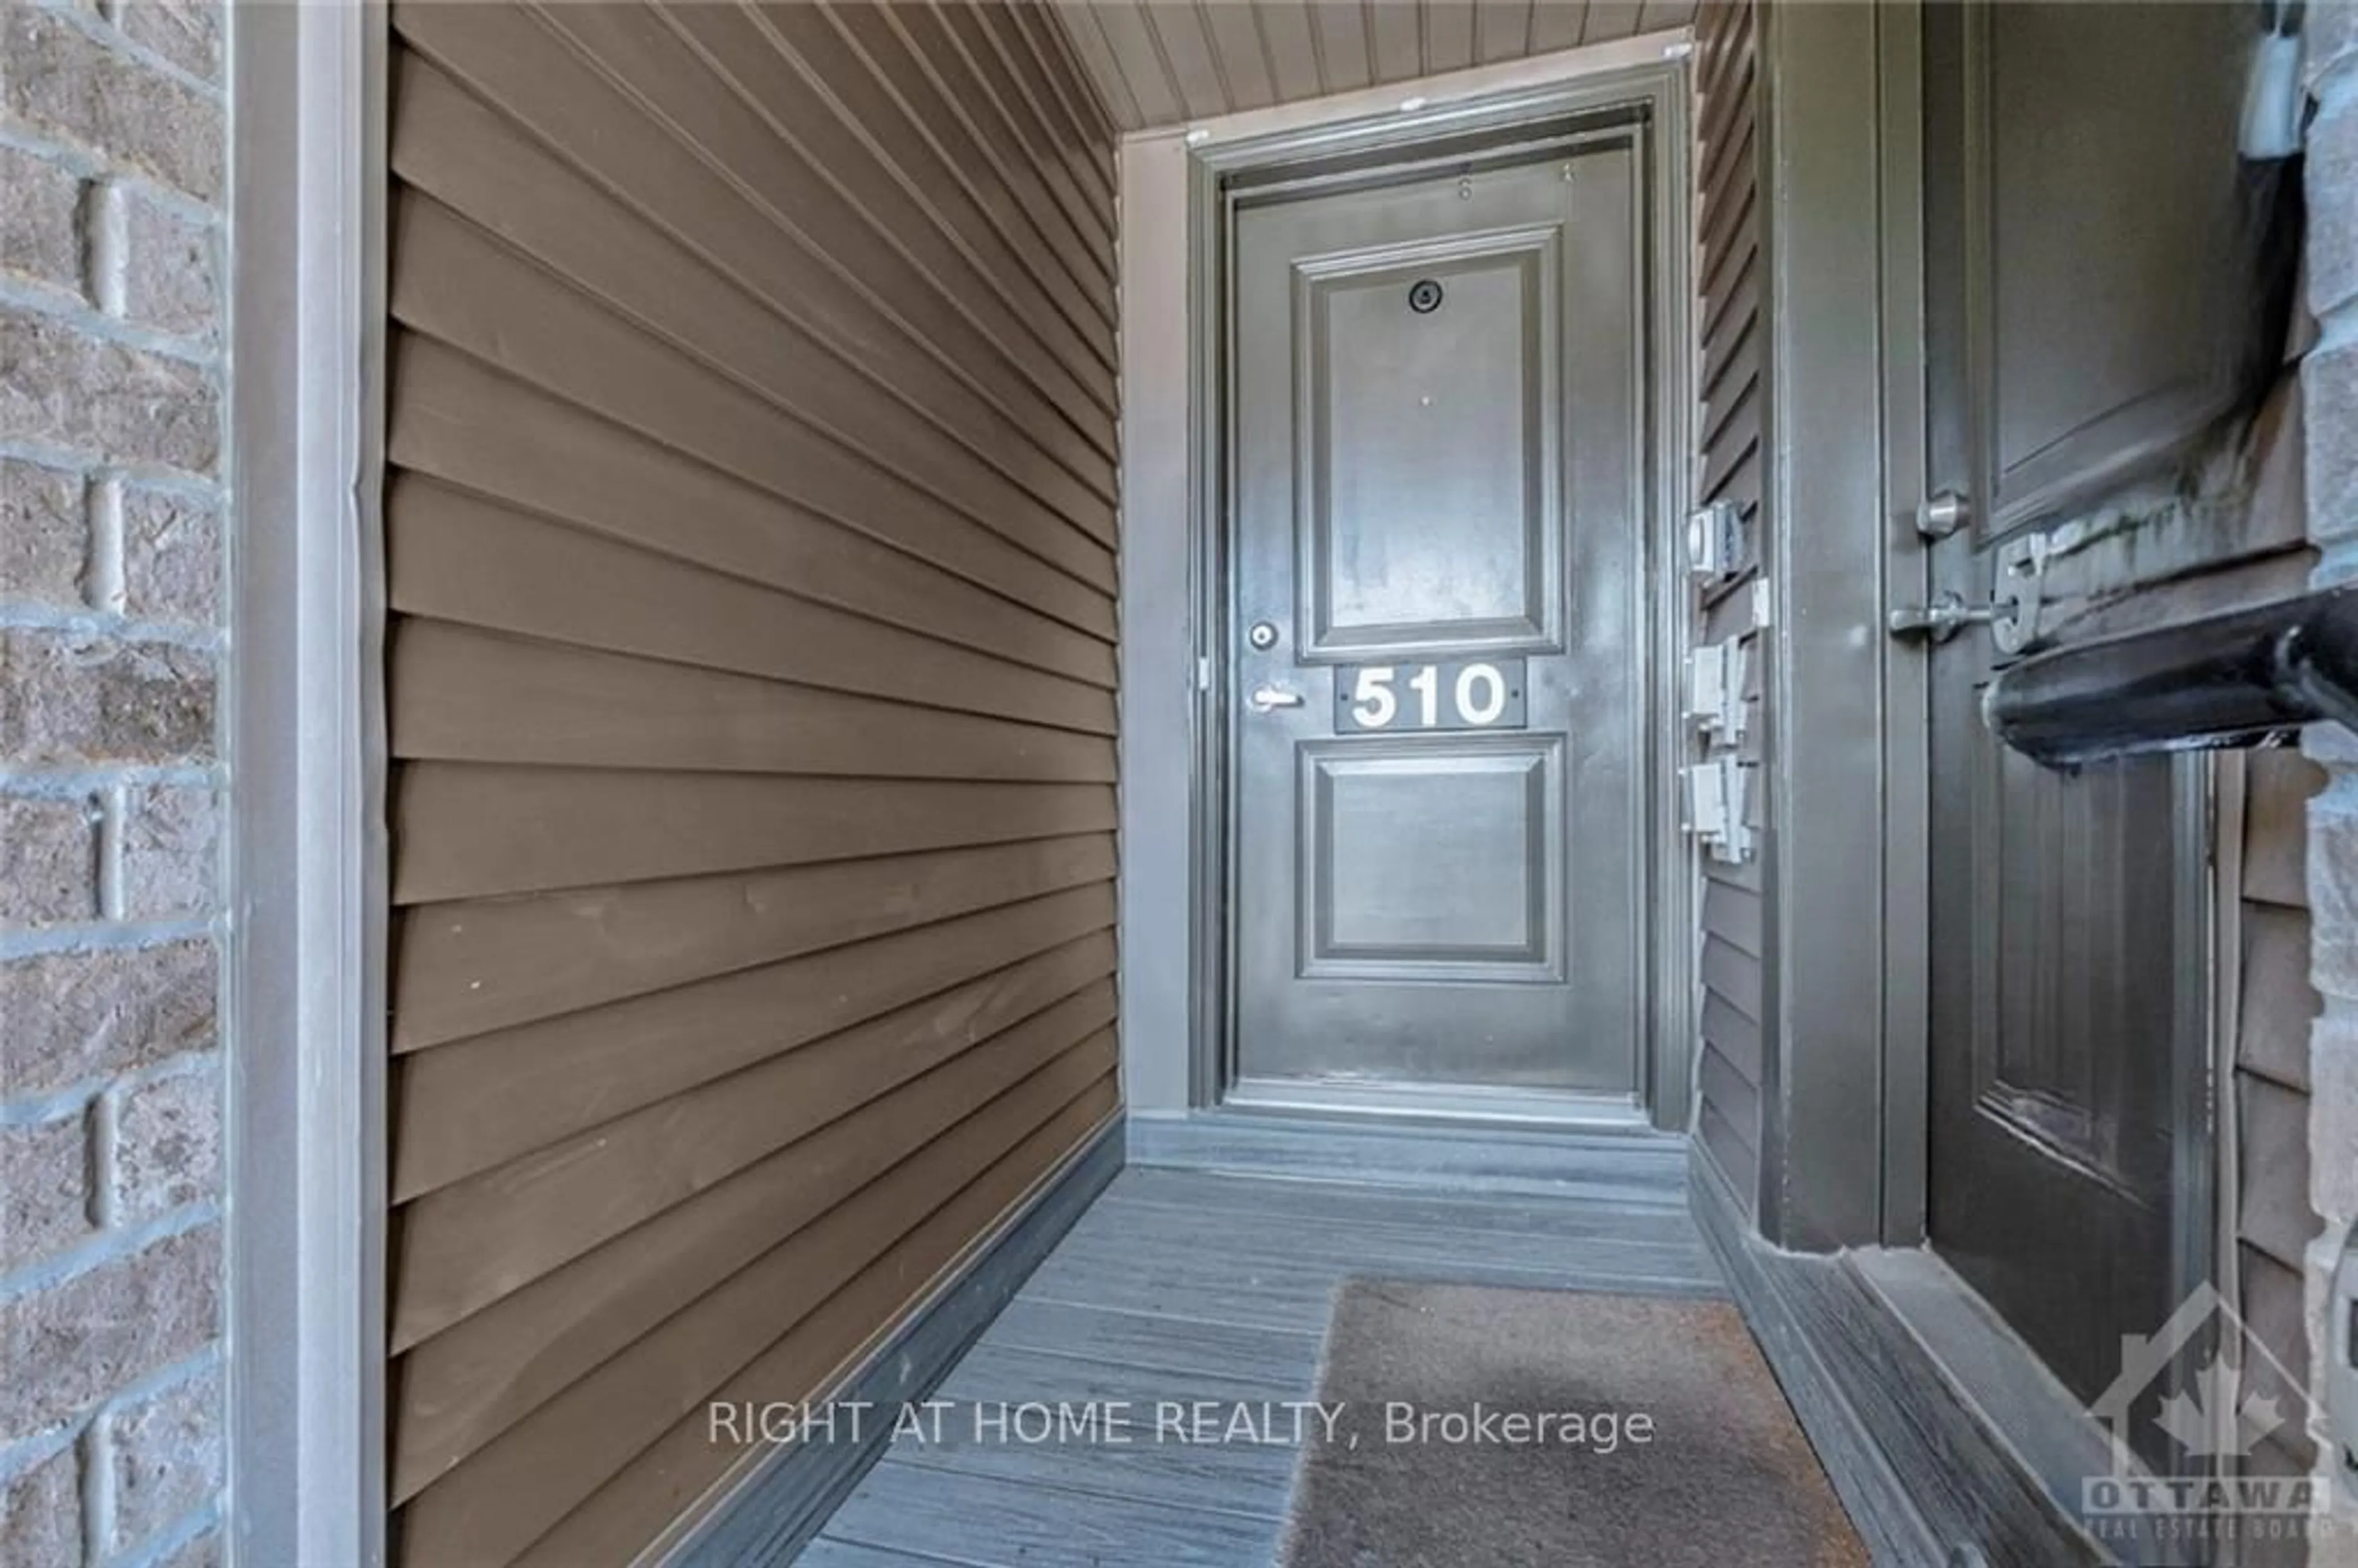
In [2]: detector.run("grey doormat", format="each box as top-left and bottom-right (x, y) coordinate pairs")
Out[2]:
(1280, 1281), (1869, 1567)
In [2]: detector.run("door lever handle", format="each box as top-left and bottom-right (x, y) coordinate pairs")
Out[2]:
(1888, 591), (2002, 644)
(1248, 684), (1305, 712)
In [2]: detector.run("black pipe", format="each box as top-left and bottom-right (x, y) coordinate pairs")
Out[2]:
(1982, 584), (2358, 769)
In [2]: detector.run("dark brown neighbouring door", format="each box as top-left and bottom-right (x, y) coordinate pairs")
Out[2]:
(1918, 0), (2239, 1417)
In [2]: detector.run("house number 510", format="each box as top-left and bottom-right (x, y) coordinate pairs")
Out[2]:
(1338, 658), (1528, 732)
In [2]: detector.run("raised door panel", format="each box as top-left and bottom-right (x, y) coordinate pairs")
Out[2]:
(1300, 735), (1564, 982)
(1296, 229), (1563, 658)
(1945, 1), (2248, 532)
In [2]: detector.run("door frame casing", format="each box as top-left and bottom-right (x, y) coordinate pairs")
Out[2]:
(224, 2), (391, 1564)
(1115, 37), (1696, 1128)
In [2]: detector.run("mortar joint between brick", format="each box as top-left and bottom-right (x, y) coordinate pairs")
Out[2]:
(87, 1087), (119, 1232)
(0, 1049), (219, 1130)
(0, 602), (226, 650)
(0, 1084), (96, 1129)
(0, 1424), (88, 1510)
(0, 279), (224, 372)
(29, 0), (227, 107)
(0, 1417), (80, 1492)
(96, 783), (127, 923)
(87, 474), (125, 615)
(0, 1201), (217, 1307)
(0, 123), (106, 181)
(0, 766), (213, 800)
(97, 1348), (218, 1413)
(95, 176), (217, 232)
(0, 440), (220, 497)
(126, 1051), (216, 1092)
(84, 178), (126, 325)
(2, 1362), (229, 1568)
(0, 127), (219, 219)
(76, 1349), (224, 1553)
(0, 270), (87, 324)
(0, 913), (212, 962)
(107, 1502), (223, 1568)
(91, 464), (217, 504)
(80, 1402), (114, 1563)
(0, 1279), (220, 1472)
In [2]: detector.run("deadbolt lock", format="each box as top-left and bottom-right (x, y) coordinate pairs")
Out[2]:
(1247, 620), (1280, 651)
(1916, 489), (1972, 541)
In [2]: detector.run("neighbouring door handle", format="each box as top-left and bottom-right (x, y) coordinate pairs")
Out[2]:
(1248, 684), (1305, 712)
(1889, 591), (2002, 644)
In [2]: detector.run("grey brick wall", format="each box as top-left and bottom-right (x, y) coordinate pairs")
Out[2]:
(0, 4), (225, 1567)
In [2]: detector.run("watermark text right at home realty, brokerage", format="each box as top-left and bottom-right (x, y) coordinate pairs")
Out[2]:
(707, 1397), (1660, 1454)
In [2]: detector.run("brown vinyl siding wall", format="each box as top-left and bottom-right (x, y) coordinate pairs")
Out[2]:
(1692, 0), (1768, 1214)
(2236, 745), (2324, 1496)
(378, 4), (1120, 1561)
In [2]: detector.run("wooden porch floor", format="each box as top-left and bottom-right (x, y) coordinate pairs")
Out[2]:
(794, 1151), (1726, 1566)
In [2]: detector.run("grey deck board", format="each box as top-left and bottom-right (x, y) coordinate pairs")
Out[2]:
(937, 1341), (1304, 1403)
(909, 1345), (1301, 1515)
(984, 1298), (1321, 1385)
(823, 1459), (1282, 1567)
(1023, 1232), (1719, 1333)
(792, 1541), (963, 1568)
(804, 1159), (1726, 1567)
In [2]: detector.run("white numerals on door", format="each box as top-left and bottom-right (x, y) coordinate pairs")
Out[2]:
(1455, 662), (1508, 726)
(1339, 660), (1527, 732)
(1408, 665), (1441, 727)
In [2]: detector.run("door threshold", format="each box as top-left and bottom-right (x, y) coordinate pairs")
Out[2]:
(1223, 1074), (1651, 1130)
(1128, 1107), (1688, 1204)
(1690, 1159), (2105, 1566)
(1843, 1246), (2131, 1549)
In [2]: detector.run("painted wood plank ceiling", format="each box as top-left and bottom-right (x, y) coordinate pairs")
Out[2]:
(1046, 1), (1701, 130)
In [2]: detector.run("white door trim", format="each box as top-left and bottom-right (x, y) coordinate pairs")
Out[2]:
(223, 2), (389, 1564)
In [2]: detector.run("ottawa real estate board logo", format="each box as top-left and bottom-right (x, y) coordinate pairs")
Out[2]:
(2082, 1283), (2332, 1549)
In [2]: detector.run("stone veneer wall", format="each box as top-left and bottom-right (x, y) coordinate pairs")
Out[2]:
(2315, 3), (2358, 1552)
(0, 3), (227, 1567)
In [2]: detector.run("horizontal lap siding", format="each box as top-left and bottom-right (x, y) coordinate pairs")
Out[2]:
(1692, 0), (1766, 1214)
(380, 4), (1120, 1562)
(2236, 748), (2324, 1491)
